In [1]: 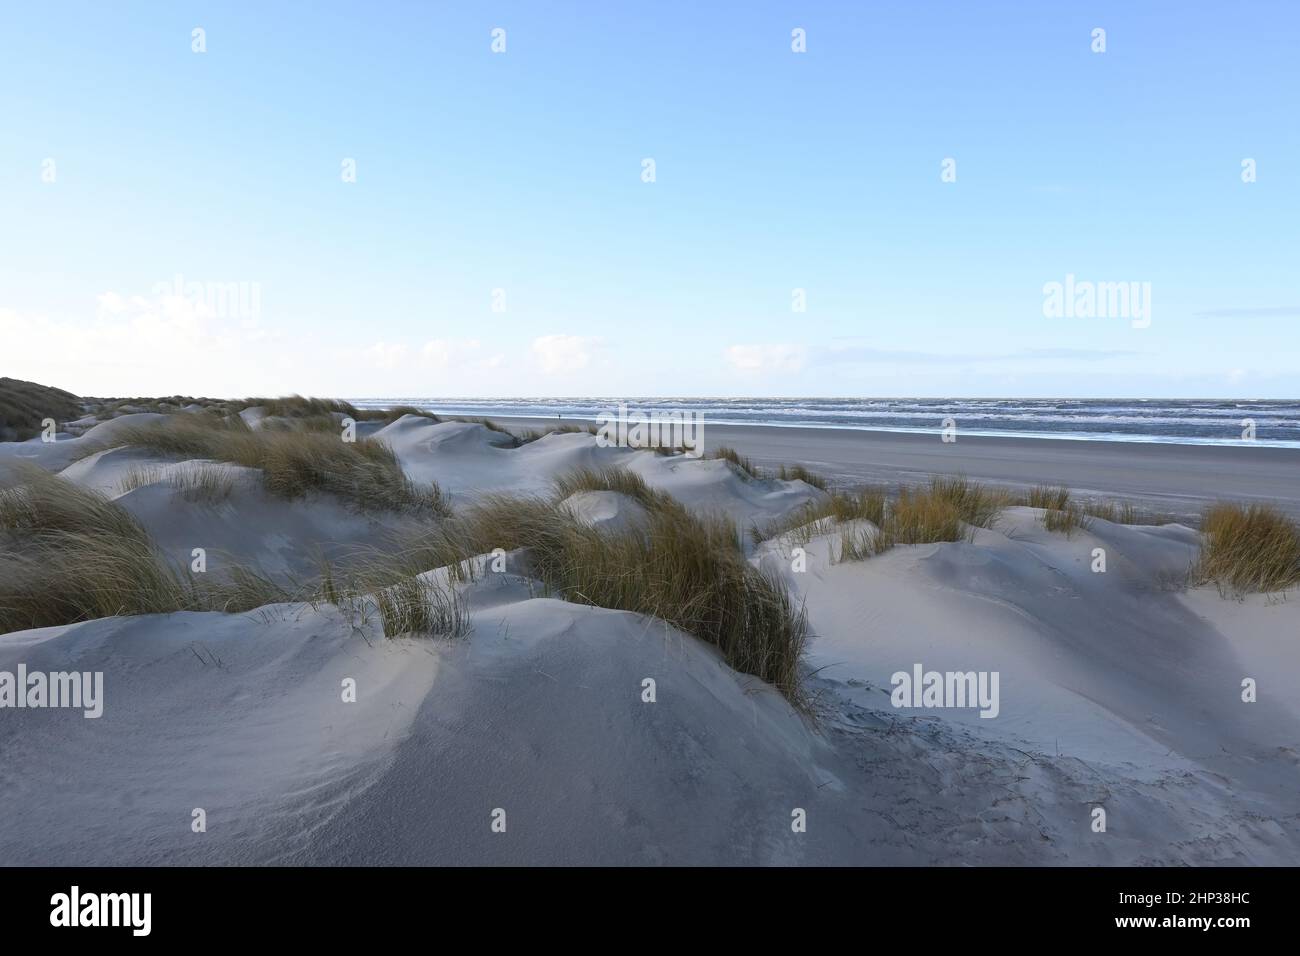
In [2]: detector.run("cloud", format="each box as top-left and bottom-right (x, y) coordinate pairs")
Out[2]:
(723, 344), (808, 373)
(532, 335), (598, 374)
(363, 341), (409, 370)
(420, 338), (498, 369)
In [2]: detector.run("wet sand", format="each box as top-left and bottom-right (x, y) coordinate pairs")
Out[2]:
(496, 415), (1300, 522)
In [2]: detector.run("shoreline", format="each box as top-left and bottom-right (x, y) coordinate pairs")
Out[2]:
(488, 413), (1300, 521)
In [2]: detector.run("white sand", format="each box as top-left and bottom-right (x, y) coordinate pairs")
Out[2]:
(1, 413), (1296, 865)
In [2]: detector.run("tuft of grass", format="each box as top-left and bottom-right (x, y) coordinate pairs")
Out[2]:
(924, 476), (1007, 529)
(380, 491), (809, 701)
(118, 464), (166, 495)
(884, 486), (971, 546)
(709, 446), (757, 477)
(753, 486), (887, 545)
(1027, 485), (1071, 510)
(369, 405), (440, 423)
(1042, 506), (1089, 536)
(119, 460), (240, 503)
(1078, 499), (1172, 526)
(776, 463), (829, 490)
(1079, 500), (1138, 524)
(517, 423), (591, 444)
(551, 466), (677, 513)
(244, 395), (359, 419)
(1195, 503), (1300, 595)
(0, 464), (288, 634)
(76, 416), (449, 516)
(0, 377), (84, 441)
(539, 505), (806, 700)
(166, 465), (239, 503)
(372, 575), (469, 639)
(835, 524), (890, 562)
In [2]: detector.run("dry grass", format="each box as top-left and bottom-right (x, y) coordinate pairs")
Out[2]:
(883, 486), (971, 546)
(776, 463), (829, 490)
(538, 504), (807, 701)
(1195, 503), (1300, 595)
(1027, 485), (1071, 510)
(517, 423), (594, 444)
(1042, 506), (1089, 535)
(1023, 485), (1090, 535)
(378, 488), (809, 700)
(709, 446), (757, 477)
(753, 486), (887, 545)
(77, 416), (448, 516)
(118, 463), (237, 503)
(117, 464), (165, 495)
(371, 575), (469, 639)
(1078, 499), (1173, 526)
(827, 482), (978, 558)
(835, 524), (891, 562)
(1079, 500), (1139, 524)
(0, 464), (468, 637)
(551, 466), (676, 513)
(0, 464), (288, 634)
(167, 465), (239, 503)
(0, 377), (83, 441)
(923, 476), (1007, 529)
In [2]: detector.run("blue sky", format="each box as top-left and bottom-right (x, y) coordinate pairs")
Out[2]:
(2, 1), (1297, 398)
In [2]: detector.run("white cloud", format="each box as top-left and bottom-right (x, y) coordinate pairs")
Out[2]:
(1, 292), (275, 394)
(723, 343), (808, 373)
(532, 335), (598, 374)
(420, 338), (498, 369)
(362, 341), (410, 370)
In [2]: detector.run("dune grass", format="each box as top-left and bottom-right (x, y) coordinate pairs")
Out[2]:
(1195, 503), (1300, 595)
(76, 415), (449, 516)
(709, 446), (757, 477)
(370, 574), (469, 639)
(775, 463), (829, 490)
(0, 377), (83, 441)
(1041, 505), (1089, 535)
(1079, 499), (1139, 524)
(1027, 485), (1071, 510)
(368, 483), (809, 700)
(120, 461), (241, 504)
(1023, 485), (1090, 535)
(924, 476), (1007, 529)
(0, 464), (288, 634)
(117, 464), (165, 495)
(835, 524), (891, 562)
(531, 502), (807, 700)
(551, 465), (678, 513)
(883, 485), (971, 546)
(753, 486), (887, 545)
(706, 446), (831, 490)
(0, 463), (467, 637)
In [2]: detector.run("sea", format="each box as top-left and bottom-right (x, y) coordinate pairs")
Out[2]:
(349, 398), (1300, 448)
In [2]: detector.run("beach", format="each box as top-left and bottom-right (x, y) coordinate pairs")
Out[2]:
(3, 403), (1299, 865)
(495, 415), (1300, 522)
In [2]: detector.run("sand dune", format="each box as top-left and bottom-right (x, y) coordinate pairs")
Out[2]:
(1, 412), (1296, 865)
